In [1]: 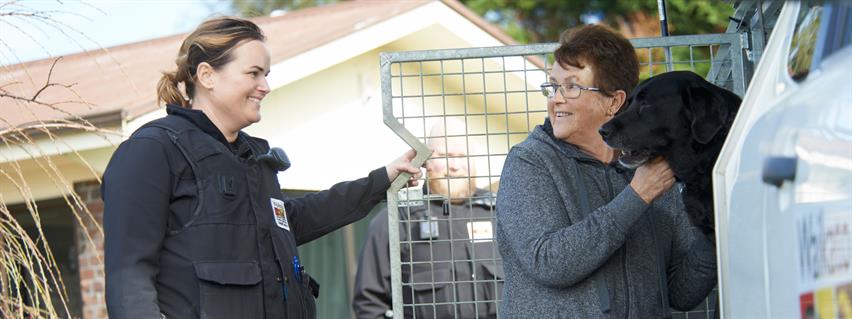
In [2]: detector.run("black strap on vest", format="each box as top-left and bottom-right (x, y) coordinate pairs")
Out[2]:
(138, 116), (206, 235)
(571, 163), (611, 314)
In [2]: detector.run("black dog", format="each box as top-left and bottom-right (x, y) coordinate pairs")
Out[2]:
(599, 71), (741, 235)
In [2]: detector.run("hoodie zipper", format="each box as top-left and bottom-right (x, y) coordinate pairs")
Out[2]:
(605, 166), (630, 318)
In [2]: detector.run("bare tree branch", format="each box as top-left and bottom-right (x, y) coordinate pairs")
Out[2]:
(0, 1), (114, 316)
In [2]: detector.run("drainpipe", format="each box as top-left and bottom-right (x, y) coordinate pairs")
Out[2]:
(658, 0), (674, 72)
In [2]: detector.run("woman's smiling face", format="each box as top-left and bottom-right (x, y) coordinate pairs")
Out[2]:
(547, 61), (614, 146)
(207, 39), (271, 130)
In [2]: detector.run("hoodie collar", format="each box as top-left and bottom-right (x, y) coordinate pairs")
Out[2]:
(533, 118), (624, 168)
(532, 118), (597, 161)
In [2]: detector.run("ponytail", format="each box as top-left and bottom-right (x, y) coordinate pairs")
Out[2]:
(157, 71), (189, 107)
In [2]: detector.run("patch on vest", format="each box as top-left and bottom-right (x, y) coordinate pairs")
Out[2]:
(466, 221), (493, 243)
(270, 198), (290, 231)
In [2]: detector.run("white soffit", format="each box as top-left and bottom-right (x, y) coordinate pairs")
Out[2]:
(0, 130), (123, 163)
(266, 1), (505, 90)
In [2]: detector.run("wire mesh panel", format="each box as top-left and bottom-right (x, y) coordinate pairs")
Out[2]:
(380, 33), (746, 319)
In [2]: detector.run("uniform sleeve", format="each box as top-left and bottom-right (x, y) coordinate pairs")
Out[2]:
(352, 210), (393, 319)
(496, 145), (650, 288)
(663, 190), (718, 310)
(285, 167), (391, 245)
(102, 137), (170, 318)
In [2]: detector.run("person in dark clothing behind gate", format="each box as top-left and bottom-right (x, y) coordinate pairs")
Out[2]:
(495, 25), (717, 318)
(102, 17), (421, 319)
(353, 119), (502, 319)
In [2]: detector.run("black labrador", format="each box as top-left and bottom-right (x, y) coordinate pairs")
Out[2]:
(599, 71), (741, 235)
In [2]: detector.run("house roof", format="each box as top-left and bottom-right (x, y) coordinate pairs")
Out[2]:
(0, 0), (514, 130)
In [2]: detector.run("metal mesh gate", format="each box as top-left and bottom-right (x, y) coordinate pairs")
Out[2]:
(380, 33), (747, 318)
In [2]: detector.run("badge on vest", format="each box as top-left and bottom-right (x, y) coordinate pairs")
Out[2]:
(419, 216), (439, 240)
(466, 221), (493, 243)
(270, 198), (290, 231)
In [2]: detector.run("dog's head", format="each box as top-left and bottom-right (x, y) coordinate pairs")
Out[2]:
(599, 71), (736, 169)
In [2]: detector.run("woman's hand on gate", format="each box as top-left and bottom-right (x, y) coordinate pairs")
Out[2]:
(386, 149), (422, 186)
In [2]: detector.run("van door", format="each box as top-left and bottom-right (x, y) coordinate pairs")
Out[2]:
(715, 2), (852, 318)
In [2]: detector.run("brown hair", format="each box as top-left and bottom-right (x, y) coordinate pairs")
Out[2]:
(554, 24), (638, 109)
(157, 17), (266, 107)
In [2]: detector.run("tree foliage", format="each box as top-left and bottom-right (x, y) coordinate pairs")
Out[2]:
(229, 0), (733, 41)
(457, 0), (735, 80)
(461, 0), (734, 43)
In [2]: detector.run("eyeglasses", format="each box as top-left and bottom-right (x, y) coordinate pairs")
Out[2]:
(540, 82), (603, 99)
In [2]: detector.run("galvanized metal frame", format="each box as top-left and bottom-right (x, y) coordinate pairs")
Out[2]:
(380, 32), (748, 318)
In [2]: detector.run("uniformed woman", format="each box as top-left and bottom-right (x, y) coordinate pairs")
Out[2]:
(102, 17), (421, 319)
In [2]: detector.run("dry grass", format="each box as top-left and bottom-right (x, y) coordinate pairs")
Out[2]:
(1, 1), (116, 317)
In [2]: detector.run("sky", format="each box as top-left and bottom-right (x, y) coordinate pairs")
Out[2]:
(1, 0), (231, 66)
(0, 0), (598, 66)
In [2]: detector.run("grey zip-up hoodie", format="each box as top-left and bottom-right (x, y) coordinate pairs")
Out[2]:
(496, 119), (716, 318)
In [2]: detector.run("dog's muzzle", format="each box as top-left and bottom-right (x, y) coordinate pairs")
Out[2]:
(617, 149), (654, 169)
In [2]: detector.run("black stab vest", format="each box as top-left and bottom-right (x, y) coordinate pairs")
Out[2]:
(139, 115), (317, 319)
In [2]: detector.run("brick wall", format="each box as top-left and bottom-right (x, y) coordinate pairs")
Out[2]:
(74, 181), (106, 319)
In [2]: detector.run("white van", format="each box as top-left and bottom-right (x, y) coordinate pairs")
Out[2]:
(715, 1), (852, 318)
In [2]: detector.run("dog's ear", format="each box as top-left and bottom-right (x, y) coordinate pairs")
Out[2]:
(685, 84), (729, 144)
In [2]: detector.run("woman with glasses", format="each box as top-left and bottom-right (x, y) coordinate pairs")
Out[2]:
(495, 25), (717, 318)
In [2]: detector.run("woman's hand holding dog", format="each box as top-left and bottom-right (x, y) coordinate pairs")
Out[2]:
(630, 157), (675, 204)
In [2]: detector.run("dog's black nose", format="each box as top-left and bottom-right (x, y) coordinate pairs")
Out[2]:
(599, 126), (611, 139)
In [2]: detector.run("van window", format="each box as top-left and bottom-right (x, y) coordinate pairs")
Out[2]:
(787, 4), (823, 81)
(835, 4), (852, 51)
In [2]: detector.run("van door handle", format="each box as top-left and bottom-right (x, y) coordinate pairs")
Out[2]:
(762, 156), (798, 187)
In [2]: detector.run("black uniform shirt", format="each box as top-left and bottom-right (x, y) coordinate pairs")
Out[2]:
(352, 190), (504, 319)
